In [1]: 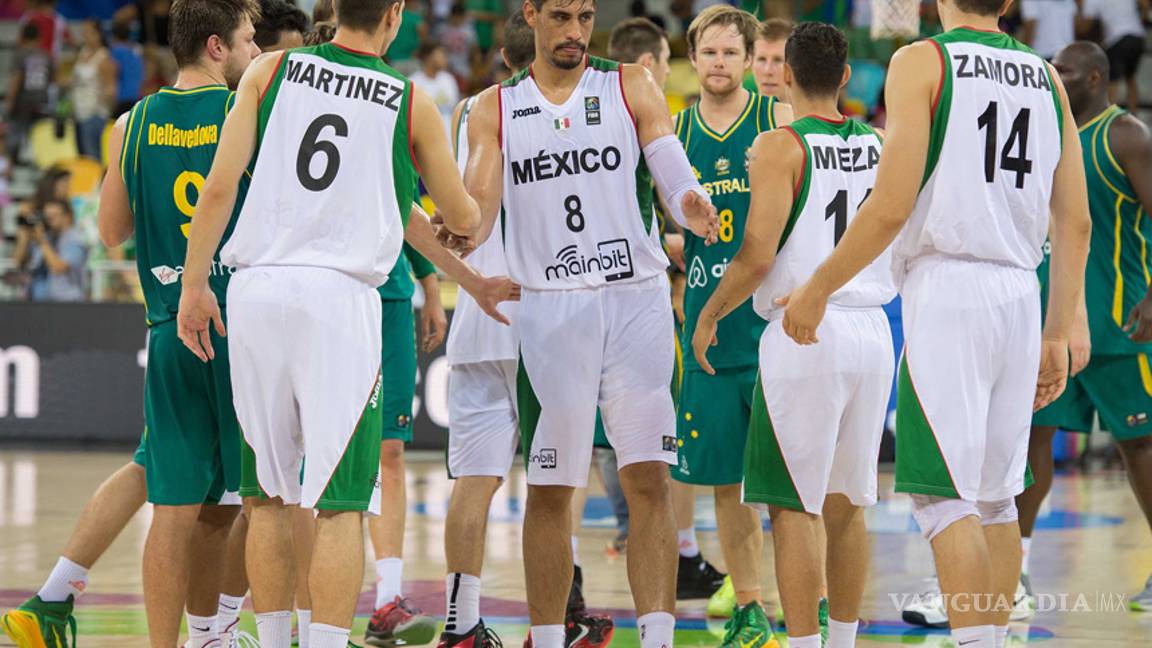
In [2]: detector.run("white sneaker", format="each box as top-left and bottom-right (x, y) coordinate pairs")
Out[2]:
(1010, 574), (1035, 621)
(901, 577), (949, 628)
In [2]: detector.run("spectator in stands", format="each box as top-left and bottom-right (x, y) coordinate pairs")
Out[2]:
(131, 0), (173, 47)
(5, 24), (55, 166)
(1081, 0), (1149, 112)
(410, 42), (460, 135)
(12, 199), (88, 302)
(255, 0), (309, 51)
(752, 18), (791, 99)
(19, 0), (69, 55)
(438, 2), (480, 84)
(1020, 0), (1078, 60)
(109, 19), (145, 116)
(467, 0), (505, 54)
(70, 20), (117, 161)
(386, 0), (430, 75)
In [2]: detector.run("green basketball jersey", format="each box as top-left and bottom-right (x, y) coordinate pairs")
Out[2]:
(1039, 105), (1152, 355)
(675, 93), (777, 371)
(378, 243), (437, 301)
(120, 85), (247, 326)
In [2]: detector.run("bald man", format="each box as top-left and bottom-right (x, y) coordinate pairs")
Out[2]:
(1021, 40), (1152, 613)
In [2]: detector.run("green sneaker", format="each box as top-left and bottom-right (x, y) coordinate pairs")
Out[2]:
(1, 595), (77, 648)
(707, 576), (737, 618)
(719, 602), (779, 648)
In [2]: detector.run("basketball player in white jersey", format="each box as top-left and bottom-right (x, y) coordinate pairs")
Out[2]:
(778, 1), (1092, 646)
(693, 23), (894, 648)
(177, 1), (481, 646)
(462, 1), (718, 646)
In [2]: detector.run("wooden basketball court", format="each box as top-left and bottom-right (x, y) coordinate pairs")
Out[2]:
(1, 449), (1150, 646)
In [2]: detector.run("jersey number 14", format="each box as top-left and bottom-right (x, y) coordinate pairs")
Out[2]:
(977, 101), (1033, 189)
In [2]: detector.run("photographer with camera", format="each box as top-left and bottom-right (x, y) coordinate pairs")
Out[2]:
(12, 197), (88, 301)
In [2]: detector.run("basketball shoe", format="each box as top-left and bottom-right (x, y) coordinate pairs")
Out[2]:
(366, 596), (439, 647)
(437, 620), (503, 648)
(718, 602), (778, 648)
(1, 595), (77, 648)
(706, 576), (736, 618)
(901, 577), (948, 628)
(1010, 574), (1035, 621)
(677, 553), (726, 600)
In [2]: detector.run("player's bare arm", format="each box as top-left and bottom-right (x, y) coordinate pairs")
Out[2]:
(462, 85), (503, 245)
(404, 203), (518, 326)
(692, 129), (799, 374)
(1037, 67), (1092, 409)
(176, 51), (278, 362)
(622, 63), (719, 243)
(97, 113), (134, 247)
(780, 42), (936, 345)
(411, 86), (480, 238)
(1111, 114), (1152, 342)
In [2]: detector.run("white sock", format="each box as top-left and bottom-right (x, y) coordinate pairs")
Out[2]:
(530, 624), (565, 648)
(952, 624), (996, 647)
(297, 610), (312, 648)
(825, 619), (859, 648)
(786, 634), (821, 648)
(1020, 536), (1032, 575)
(636, 611), (675, 648)
(444, 573), (481, 635)
(185, 613), (217, 647)
(571, 535), (580, 566)
(375, 557), (404, 608)
(309, 623), (350, 648)
(256, 611), (293, 648)
(677, 528), (699, 558)
(37, 557), (88, 602)
(994, 625), (1009, 648)
(217, 593), (245, 637)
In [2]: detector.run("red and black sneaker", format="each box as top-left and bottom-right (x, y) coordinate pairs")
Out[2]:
(520, 614), (614, 648)
(436, 620), (503, 648)
(365, 596), (439, 647)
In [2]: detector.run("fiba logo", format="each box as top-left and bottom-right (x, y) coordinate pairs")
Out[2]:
(544, 239), (635, 282)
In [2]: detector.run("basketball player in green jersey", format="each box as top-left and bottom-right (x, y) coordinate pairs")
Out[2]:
(780, 1), (1092, 646)
(671, 6), (789, 641)
(7, 3), (260, 647)
(1022, 41), (1152, 611)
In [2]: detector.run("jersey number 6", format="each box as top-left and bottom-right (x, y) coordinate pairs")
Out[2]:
(296, 114), (349, 192)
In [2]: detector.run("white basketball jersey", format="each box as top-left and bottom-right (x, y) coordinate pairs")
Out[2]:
(499, 57), (668, 290)
(754, 117), (896, 320)
(894, 29), (1064, 276)
(222, 43), (418, 287)
(446, 95), (519, 365)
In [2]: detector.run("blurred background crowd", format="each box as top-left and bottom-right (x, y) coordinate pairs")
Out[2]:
(0, 0), (1148, 304)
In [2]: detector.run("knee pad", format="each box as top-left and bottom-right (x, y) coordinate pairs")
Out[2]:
(911, 495), (979, 541)
(977, 498), (1018, 527)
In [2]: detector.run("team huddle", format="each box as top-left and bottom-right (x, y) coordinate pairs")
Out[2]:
(4, 0), (1152, 648)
